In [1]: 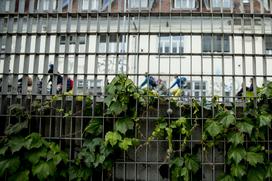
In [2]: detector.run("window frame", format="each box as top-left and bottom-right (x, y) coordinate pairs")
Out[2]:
(159, 35), (184, 54)
(265, 35), (272, 54)
(173, 0), (198, 9)
(129, 0), (149, 9)
(202, 35), (230, 53)
(99, 34), (127, 53)
(204, 0), (232, 9)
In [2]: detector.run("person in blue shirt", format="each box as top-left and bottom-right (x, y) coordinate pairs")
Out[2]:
(140, 73), (157, 90)
(169, 76), (187, 97)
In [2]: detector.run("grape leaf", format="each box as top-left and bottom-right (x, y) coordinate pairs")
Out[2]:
(115, 118), (134, 134)
(227, 132), (244, 146)
(246, 152), (264, 166)
(228, 146), (246, 164)
(105, 131), (122, 147)
(205, 121), (223, 138)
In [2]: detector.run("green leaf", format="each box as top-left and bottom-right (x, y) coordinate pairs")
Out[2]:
(170, 157), (184, 167)
(184, 155), (199, 173)
(236, 121), (254, 135)
(104, 95), (113, 107)
(228, 146), (246, 164)
(259, 114), (271, 127)
(266, 163), (272, 178)
(118, 138), (133, 151)
(4, 121), (28, 136)
(0, 157), (20, 176)
(0, 146), (8, 155)
(84, 119), (102, 136)
(246, 152), (264, 166)
(26, 147), (47, 165)
(105, 131), (122, 147)
(227, 132), (244, 146)
(110, 101), (124, 115)
(218, 175), (235, 181)
(230, 164), (246, 177)
(32, 161), (55, 180)
(115, 118), (134, 134)
(8, 170), (30, 181)
(8, 136), (26, 153)
(94, 154), (106, 168)
(180, 167), (189, 181)
(205, 121), (223, 138)
(247, 167), (266, 181)
(63, 110), (72, 118)
(175, 117), (187, 127)
(220, 113), (235, 128)
(25, 133), (43, 150)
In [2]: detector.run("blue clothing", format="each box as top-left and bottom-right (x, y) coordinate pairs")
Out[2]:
(140, 76), (157, 89)
(249, 83), (253, 91)
(170, 77), (186, 89)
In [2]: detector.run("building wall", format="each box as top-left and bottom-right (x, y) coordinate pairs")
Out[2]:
(1, 0), (272, 180)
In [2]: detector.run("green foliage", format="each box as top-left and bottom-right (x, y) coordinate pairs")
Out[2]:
(246, 151), (264, 166)
(219, 111), (236, 128)
(170, 154), (200, 181)
(115, 118), (134, 134)
(202, 81), (272, 180)
(227, 146), (246, 164)
(83, 119), (103, 137)
(247, 167), (266, 181)
(236, 121), (254, 135)
(205, 120), (223, 138)
(1, 76), (272, 181)
(227, 132), (244, 146)
(105, 74), (137, 116)
(105, 131), (122, 147)
(0, 121), (68, 180)
(230, 164), (246, 177)
(218, 175), (235, 181)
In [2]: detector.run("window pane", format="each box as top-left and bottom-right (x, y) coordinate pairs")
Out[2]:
(203, 35), (212, 52)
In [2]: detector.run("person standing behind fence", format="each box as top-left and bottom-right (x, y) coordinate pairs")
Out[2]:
(169, 75), (187, 97)
(48, 64), (63, 93)
(140, 73), (157, 90)
(236, 78), (254, 98)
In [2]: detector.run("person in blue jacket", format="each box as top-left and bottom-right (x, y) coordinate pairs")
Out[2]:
(140, 73), (157, 90)
(169, 75), (187, 97)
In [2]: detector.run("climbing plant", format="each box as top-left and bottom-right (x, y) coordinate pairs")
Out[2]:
(1, 75), (272, 181)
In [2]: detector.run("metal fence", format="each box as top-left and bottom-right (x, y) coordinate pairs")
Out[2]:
(0, 0), (272, 180)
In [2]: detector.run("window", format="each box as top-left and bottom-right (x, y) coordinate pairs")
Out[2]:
(0, 45), (5, 59)
(129, 0), (148, 9)
(43, 0), (50, 11)
(173, 0), (198, 9)
(204, 0), (231, 9)
(195, 82), (200, 90)
(82, 0), (89, 10)
(202, 35), (230, 53)
(99, 34), (126, 53)
(60, 35), (86, 45)
(244, 18), (252, 26)
(243, 0), (250, 3)
(5, 0), (10, 11)
(265, 36), (272, 54)
(90, 0), (99, 10)
(159, 36), (184, 54)
(78, 35), (86, 44)
(262, 0), (270, 11)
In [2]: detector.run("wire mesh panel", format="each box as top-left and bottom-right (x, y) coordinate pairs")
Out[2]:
(0, 0), (272, 180)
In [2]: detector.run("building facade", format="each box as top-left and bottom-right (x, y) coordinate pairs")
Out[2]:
(0, 0), (272, 180)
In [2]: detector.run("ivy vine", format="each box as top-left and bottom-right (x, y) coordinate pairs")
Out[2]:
(0, 75), (272, 181)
